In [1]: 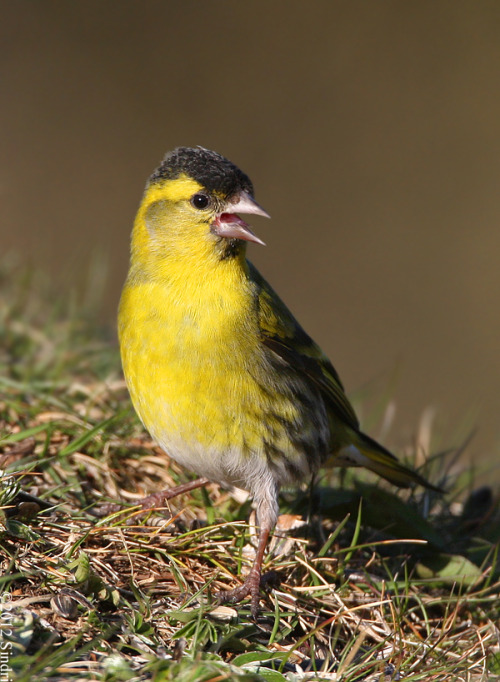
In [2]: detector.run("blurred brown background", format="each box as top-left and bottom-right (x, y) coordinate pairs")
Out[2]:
(2, 2), (500, 475)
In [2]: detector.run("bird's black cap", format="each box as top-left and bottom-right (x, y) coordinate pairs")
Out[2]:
(149, 147), (254, 198)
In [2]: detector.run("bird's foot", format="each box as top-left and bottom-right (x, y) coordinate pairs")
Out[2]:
(216, 570), (262, 618)
(93, 477), (209, 517)
(138, 477), (209, 509)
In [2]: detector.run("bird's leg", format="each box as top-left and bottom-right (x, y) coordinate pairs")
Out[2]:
(138, 477), (210, 509)
(216, 520), (271, 618)
(216, 481), (278, 618)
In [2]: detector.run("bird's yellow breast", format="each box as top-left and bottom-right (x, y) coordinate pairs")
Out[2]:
(118, 256), (275, 466)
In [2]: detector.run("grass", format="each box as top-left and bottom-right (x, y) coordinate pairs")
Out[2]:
(0, 259), (499, 681)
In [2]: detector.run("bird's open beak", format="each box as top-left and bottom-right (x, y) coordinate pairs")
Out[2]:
(211, 191), (269, 246)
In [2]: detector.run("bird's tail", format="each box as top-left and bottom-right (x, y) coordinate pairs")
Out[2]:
(334, 431), (443, 493)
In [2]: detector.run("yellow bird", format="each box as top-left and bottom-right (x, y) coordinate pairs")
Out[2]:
(118, 147), (439, 616)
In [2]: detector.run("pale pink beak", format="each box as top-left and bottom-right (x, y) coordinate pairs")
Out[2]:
(212, 191), (270, 245)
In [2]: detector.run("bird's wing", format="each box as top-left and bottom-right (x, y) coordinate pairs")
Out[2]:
(249, 264), (444, 492)
(249, 262), (360, 430)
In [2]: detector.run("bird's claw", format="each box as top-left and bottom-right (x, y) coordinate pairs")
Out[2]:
(216, 573), (262, 618)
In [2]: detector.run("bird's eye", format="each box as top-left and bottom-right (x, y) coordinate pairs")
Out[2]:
(191, 192), (211, 210)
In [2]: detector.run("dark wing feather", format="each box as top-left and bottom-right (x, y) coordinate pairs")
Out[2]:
(249, 263), (444, 492)
(249, 262), (360, 431)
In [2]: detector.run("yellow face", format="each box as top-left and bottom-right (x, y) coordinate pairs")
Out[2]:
(131, 175), (229, 274)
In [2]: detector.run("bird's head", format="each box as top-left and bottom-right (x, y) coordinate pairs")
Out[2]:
(132, 147), (269, 274)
